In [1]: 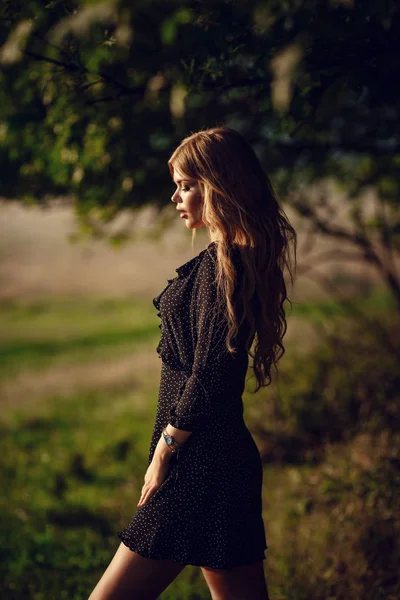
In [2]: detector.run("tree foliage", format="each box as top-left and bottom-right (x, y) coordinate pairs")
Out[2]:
(0, 1), (399, 302)
(0, 1), (399, 207)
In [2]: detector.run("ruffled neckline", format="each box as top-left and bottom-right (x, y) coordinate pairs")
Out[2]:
(152, 242), (217, 368)
(166, 241), (216, 283)
(153, 241), (217, 311)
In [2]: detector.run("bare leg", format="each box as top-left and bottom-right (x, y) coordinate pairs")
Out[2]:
(200, 560), (270, 600)
(88, 542), (186, 600)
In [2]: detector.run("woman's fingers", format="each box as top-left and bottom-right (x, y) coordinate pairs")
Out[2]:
(138, 493), (150, 506)
(138, 484), (156, 506)
(138, 487), (147, 506)
(137, 462), (170, 506)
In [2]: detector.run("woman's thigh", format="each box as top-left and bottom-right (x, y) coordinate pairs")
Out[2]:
(88, 542), (186, 600)
(200, 560), (269, 600)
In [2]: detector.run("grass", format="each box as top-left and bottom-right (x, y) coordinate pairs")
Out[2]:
(0, 296), (213, 599)
(0, 291), (397, 599)
(0, 297), (159, 378)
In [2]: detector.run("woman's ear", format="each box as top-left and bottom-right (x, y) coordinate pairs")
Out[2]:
(198, 180), (205, 198)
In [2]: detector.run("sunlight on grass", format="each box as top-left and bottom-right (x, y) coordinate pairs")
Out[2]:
(1, 291), (397, 599)
(0, 296), (212, 598)
(0, 296), (159, 378)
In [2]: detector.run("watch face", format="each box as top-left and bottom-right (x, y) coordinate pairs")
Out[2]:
(166, 435), (173, 445)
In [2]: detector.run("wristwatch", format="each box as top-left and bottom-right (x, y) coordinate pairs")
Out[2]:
(162, 428), (182, 453)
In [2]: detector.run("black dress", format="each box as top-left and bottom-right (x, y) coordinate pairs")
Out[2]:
(117, 241), (267, 569)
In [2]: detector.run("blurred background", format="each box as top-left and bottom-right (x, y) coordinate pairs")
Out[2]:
(0, 2), (399, 599)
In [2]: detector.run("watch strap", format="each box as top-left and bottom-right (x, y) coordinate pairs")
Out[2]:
(162, 428), (181, 453)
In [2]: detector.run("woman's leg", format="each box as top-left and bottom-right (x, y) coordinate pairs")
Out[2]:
(88, 542), (186, 600)
(200, 560), (270, 600)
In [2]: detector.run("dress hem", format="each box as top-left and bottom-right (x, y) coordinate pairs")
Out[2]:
(117, 531), (268, 570)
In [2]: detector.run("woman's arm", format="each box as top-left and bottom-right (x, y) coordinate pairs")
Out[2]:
(166, 249), (230, 432)
(138, 249), (229, 506)
(137, 426), (192, 506)
(152, 425), (193, 466)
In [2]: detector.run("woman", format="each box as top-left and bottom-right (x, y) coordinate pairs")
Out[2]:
(89, 127), (296, 600)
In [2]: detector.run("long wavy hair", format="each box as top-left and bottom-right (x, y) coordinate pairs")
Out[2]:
(168, 126), (297, 392)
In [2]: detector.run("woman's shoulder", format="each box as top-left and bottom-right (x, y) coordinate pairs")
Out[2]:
(195, 241), (244, 289)
(195, 243), (217, 283)
(200, 241), (243, 269)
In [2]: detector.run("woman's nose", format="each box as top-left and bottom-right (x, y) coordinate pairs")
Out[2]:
(171, 189), (180, 203)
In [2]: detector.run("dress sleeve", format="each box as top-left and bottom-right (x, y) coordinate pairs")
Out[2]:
(168, 250), (232, 432)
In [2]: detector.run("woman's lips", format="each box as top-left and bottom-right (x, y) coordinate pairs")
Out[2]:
(180, 212), (188, 218)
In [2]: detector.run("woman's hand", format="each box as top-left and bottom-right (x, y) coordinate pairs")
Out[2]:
(137, 426), (191, 507)
(137, 458), (171, 507)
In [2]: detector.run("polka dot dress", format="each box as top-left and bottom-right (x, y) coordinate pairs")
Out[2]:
(117, 241), (268, 569)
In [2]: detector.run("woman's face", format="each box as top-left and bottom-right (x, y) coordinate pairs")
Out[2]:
(170, 168), (204, 229)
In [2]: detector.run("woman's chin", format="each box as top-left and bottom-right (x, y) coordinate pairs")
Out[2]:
(184, 217), (204, 230)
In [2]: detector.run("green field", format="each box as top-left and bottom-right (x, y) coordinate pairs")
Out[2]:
(1, 293), (398, 599)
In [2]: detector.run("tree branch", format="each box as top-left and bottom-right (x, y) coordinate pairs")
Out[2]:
(23, 49), (132, 94)
(296, 249), (365, 276)
(292, 191), (400, 310)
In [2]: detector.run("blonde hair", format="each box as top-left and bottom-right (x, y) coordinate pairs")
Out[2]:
(168, 126), (297, 392)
